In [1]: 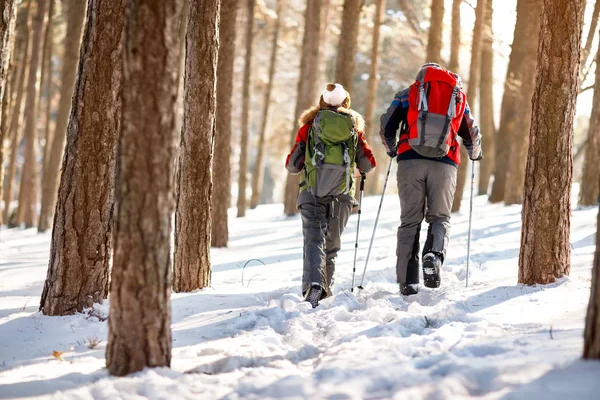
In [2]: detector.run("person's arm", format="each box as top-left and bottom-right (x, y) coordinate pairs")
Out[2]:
(457, 102), (482, 160)
(285, 124), (311, 174)
(380, 89), (409, 156)
(355, 131), (377, 173)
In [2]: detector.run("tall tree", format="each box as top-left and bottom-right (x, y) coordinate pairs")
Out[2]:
(236, 0), (255, 218)
(448, 0), (461, 72)
(452, 0), (486, 212)
(580, 0), (600, 78)
(503, 0), (542, 205)
(364, 0), (385, 195)
(38, 0), (54, 181)
(39, 0), (123, 316)
(282, 0), (321, 216)
(173, 0), (220, 292)
(211, 0), (238, 247)
(250, 0), (282, 209)
(334, 0), (364, 93)
(426, 0), (444, 64)
(0, 0), (17, 226)
(518, 0), (584, 285)
(583, 180), (600, 358)
(16, 0), (47, 227)
(38, 0), (86, 232)
(477, 0), (494, 195)
(489, 0), (529, 203)
(106, 0), (183, 377)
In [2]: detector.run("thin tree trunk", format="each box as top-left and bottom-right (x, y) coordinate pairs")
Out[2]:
(452, 0), (486, 213)
(334, 0), (364, 93)
(236, 0), (255, 218)
(106, 0), (183, 377)
(39, 0), (123, 316)
(518, 0), (584, 285)
(583, 178), (600, 357)
(211, 0), (238, 247)
(581, 0), (600, 78)
(0, 0), (17, 226)
(38, 0), (53, 182)
(426, 0), (444, 64)
(16, 0), (47, 227)
(489, 0), (529, 203)
(365, 0), (384, 195)
(38, 0), (86, 232)
(283, 0), (321, 216)
(448, 0), (461, 73)
(173, 0), (220, 293)
(318, 0), (331, 82)
(250, 0), (282, 209)
(504, 0), (543, 205)
(477, 0), (494, 195)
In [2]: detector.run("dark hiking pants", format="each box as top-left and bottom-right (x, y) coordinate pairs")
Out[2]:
(299, 195), (352, 298)
(396, 159), (457, 285)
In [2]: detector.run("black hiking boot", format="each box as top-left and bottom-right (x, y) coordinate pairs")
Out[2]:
(422, 253), (441, 288)
(305, 284), (322, 309)
(400, 283), (419, 296)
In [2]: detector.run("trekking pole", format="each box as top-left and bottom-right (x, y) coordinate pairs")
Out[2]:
(350, 173), (367, 292)
(357, 157), (393, 291)
(466, 160), (475, 288)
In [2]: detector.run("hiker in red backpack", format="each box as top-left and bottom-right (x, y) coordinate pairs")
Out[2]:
(380, 63), (482, 296)
(286, 83), (376, 308)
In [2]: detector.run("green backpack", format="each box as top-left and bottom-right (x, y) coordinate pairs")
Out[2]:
(303, 110), (358, 197)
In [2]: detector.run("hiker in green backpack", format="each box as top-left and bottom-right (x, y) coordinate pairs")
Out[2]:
(285, 83), (377, 308)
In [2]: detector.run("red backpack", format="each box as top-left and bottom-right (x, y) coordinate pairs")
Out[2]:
(407, 64), (466, 158)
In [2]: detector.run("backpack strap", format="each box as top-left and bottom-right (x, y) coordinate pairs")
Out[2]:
(437, 81), (461, 148)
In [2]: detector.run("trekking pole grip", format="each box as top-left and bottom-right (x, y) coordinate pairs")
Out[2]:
(360, 172), (366, 191)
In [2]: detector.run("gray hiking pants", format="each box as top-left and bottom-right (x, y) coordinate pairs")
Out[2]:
(396, 159), (457, 285)
(299, 195), (352, 298)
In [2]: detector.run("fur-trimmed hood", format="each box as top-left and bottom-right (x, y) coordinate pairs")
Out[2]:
(298, 106), (366, 133)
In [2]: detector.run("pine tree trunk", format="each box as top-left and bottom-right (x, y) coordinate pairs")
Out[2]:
(489, 0), (529, 203)
(518, 0), (584, 285)
(504, 0), (542, 205)
(39, 0), (123, 316)
(0, 0), (17, 226)
(106, 0), (183, 377)
(39, 0), (54, 183)
(16, 0), (47, 227)
(250, 0), (282, 210)
(448, 0), (461, 73)
(426, 0), (444, 64)
(283, 0), (321, 216)
(236, 0), (255, 218)
(318, 0), (331, 82)
(334, 0), (364, 93)
(364, 0), (384, 196)
(452, 0), (486, 213)
(583, 180), (600, 358)
(211, 0), (238, 247)
(173, 0), (220, 293)
(38, 0), (86, 232)
(477, 0), (494, 196)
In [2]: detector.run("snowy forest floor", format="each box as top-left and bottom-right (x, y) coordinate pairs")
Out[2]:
(0, 185), (599, 399)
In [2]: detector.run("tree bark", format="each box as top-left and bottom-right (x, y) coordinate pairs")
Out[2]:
(0, 0), (17, 226)
(489, 0), (529, 203)
(39, 0), (54, 183)
(334, 0), (364, 93)
(39, 0), (123, 316)
(250, 0), (282, 210)
(426, 0), (444, 64)
(452, 0), (486, 213)
(38, 0), (86, 232)
(504, 0), (543, 205)
(106, 0), (183, 377)
(583, 178), (600, 358)
(173, 0), (220, 293)
(236, 0), (255, 218)
(518, 0), (584, 285)
(477, 0), (494, 196)
(283, 0), (321, 216)
(448, 0), (461, 73)
(211, 0), (238, 247)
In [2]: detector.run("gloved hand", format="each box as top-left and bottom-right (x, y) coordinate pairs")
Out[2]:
(387, 149), (398, 158)
(470, 151), (483, 161)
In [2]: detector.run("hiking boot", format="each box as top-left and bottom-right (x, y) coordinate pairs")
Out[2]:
(400, 283), (419, 296)
(305, 284), (322, 309)
(422, 252), (441, 288)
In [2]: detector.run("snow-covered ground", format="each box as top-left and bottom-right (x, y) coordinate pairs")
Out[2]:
(0, 184), (599, 399)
